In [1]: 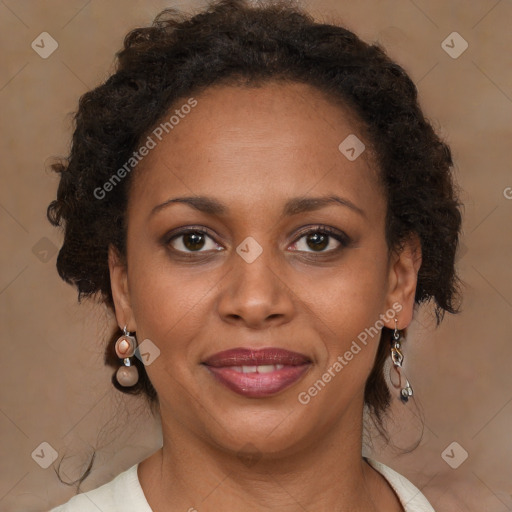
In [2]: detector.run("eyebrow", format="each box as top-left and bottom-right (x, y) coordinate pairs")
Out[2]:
(150, 194), (366, 219)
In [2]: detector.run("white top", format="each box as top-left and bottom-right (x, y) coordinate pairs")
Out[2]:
(48, 457), (435, 511)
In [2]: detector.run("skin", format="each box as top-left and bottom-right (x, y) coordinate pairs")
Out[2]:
(109, 81), (422, 512)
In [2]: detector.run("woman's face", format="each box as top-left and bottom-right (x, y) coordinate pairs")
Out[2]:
(110, 81), (420, 456)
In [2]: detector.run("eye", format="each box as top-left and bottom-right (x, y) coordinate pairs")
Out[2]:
(164, 225), (351, 255)
(289, 226), (350, 253)
(167, 228), (222, 253)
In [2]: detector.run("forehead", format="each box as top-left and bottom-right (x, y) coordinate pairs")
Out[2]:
(129, 81), (382, 218)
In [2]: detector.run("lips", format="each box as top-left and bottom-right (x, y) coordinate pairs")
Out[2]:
(203, 348), (311, 367)
(202, 348), (312, 398)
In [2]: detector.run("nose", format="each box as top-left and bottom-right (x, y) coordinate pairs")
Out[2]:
(216, 242), (295, 330)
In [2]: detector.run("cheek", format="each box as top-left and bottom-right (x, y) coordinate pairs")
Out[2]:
(126, 260), (216, 393)
(125, 245), (213, 340)
(302, 281), (387, 414)
(315, 250), (390, 329)
(305, 252), (390, 394)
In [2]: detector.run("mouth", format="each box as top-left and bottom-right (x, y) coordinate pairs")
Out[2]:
(202, 347), (312, 398)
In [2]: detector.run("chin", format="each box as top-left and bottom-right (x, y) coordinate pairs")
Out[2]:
(199, 405), (319, 459)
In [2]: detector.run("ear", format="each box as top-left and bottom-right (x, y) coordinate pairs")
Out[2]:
(384, 233), (422, 330)
(108, 244), (137, 332)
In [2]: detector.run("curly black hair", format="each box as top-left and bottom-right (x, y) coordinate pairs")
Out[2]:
(47, 0), (463, 443)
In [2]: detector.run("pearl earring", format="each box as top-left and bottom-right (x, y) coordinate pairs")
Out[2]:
(114, 325), (139, 387)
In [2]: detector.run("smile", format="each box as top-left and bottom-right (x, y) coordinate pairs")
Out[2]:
(202, 347), (312, 398)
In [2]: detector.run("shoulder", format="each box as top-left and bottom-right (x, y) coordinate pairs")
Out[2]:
(365, 457), (436, 512)
(48, 463), (150, 512)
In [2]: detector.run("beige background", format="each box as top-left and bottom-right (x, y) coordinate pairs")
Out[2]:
(1, 1), (511, 511)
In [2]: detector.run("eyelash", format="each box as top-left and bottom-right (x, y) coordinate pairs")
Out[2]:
(164, 225), (351, 256)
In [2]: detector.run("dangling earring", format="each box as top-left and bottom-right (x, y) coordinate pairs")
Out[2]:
(114, 325), (139, 387)
(390, 319), (413, 403)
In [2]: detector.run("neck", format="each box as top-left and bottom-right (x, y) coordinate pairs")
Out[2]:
(138, 399), (392, 511)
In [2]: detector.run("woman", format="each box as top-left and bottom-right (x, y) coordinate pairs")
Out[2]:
(47, 0), (462, 510)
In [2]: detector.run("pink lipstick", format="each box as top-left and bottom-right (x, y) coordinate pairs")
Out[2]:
(202, 348), (312, 398)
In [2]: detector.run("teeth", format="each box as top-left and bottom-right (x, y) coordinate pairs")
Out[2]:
(231, 364), (285, 373)
(256, 365), (276, 373)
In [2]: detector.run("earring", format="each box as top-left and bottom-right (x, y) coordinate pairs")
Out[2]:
(390, 319), (413, 403)
(114, 325), (139, 387)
